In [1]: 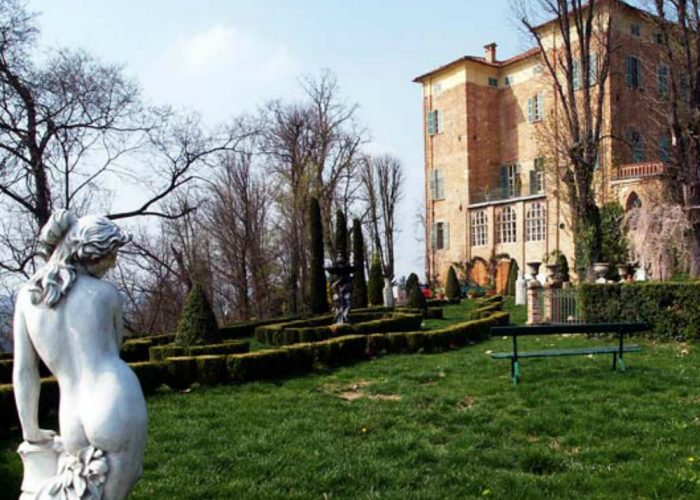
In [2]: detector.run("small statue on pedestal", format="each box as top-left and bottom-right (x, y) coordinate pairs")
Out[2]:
(325, 257), (355, 325)
(13, 210), (147, 499)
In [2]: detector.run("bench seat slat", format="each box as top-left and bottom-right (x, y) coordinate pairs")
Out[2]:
(491, 322), (648, 336)
(491, 344), (641, 359)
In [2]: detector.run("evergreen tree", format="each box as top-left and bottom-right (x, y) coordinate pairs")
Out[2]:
(335, 209), (349, 263)
(445, 266), (461, 300)
(351, 218), (368, 308)
(405, 273), (419, 295)
(175, 283), (220, 346)
(309, 197), (329, 314)
(407, 280), (428, 315)
(506, 259), (519, 296)
(557, 253), (570, 282)
(368, 253), (384, 306)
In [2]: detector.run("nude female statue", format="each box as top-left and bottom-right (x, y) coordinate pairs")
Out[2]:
(13, 210), (147, 499)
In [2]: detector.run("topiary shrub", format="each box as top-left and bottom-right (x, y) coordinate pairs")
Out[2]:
(405, 273), (419, 296)
(407, 282), (428, 316)
(506, 259), (519, 296)
(309, 197), (329, 314)
(445, 266), (461, 300)
(351, 218), (368, 308)
(175, 283), (221, 346)
(556, 253), (570, 282)
(335, 209), (349, 263)
(368, 253), (384, 306)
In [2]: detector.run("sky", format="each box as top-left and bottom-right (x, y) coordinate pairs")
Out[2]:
(31, 0), (524, 279)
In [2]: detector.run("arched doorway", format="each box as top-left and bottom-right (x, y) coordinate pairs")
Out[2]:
(495, 259), (512, 294)
(625, 191), (642, 212)
(470, 258), (489, 287)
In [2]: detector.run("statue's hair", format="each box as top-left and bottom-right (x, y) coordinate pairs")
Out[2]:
(28, 210), (131, 307)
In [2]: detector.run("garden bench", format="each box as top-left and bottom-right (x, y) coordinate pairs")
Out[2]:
(490, 322), (648, 384)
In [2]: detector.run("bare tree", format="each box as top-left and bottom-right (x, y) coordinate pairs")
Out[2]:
(646, 0), (700, 276)
(516, 0), (616, 277)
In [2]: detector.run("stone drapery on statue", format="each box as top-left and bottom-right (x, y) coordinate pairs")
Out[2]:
(13, 210), (147, 500)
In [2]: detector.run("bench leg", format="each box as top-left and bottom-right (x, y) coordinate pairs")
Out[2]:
(618, 355), (626, 372)
(512, 361), (520, 385)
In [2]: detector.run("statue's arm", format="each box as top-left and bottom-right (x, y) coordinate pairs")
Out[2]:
(12, 301), (43, 443)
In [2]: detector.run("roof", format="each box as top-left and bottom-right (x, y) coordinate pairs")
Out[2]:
(413, 0), (647, 83)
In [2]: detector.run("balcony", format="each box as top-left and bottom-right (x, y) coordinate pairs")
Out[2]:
(612, 162), (667, 181)
(469, 183), (546, 207)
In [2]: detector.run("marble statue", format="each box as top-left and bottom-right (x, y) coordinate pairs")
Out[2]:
(13, 210), (147, 499)
(330, 270), (353, 324)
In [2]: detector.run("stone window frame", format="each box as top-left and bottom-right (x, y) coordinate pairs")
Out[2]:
(470, 210), (488, 247)
(496, 206), (517, 244)
(525, 202), (546, 242)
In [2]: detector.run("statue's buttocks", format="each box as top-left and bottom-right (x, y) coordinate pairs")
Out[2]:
(13, 211), (147, 500)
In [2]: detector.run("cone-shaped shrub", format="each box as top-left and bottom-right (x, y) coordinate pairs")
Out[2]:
(335, 210), (349, 264)
(351, 219), (368, 308)
(368, 253), (384, 306)
(557, 253), (570, 282)
(506, 259), (519, 296)
(175, 283), (221, 346)
(405, 273), (419, 295)
(445, 266), (461, 300)
(309, 197), (329, 314)
(407, 280), (428, 315)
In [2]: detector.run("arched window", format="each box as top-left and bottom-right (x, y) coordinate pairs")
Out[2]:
(627, 128), (645, 162)
(625, 192), (642, 212)
(470, 210), (488, 247)
(526, 202), (546, 242)
(497, 207), (517, 243)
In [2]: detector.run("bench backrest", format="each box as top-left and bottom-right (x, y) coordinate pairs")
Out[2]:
(491, 322), (649, 336)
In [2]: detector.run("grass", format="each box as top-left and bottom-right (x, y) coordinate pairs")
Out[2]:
(3, 298), (700, 498)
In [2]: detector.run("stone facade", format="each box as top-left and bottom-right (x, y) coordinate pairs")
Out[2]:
(415, 1), (670, 289)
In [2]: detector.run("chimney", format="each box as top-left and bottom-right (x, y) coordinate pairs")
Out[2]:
(484, 43), (497, 64)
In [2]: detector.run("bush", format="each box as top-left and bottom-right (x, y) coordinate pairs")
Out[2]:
(579, 283), (700, 340)
(218, 316), (301, 340)
(309, 197), (329, 314)
(150, 341), (249, 362)
(120, 338), (153, 362)
(557, 254), (570, 283)
(175, 283), (221, 346)
(506, 259), (519, 296)
(407, 283), (428, 315)
(351, 218), (368, 308)
(368, 253), (384, 306)
(445, 266), (461, 300)
(405, 273), (419, 295)
(130, 362), (167, 395)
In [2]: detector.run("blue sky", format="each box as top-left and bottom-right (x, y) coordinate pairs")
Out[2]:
(32, 0), (523, 278)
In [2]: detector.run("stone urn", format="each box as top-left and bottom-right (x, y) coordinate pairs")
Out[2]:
(527, 262), (542, 288)
(593, 262), (610, 284)
(545, 264), (559, 285)
(616, 263), (630, 281)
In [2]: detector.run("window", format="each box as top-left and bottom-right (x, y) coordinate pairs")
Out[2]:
(504, 75), (513, 86)
(526, 202), (546, 242)
(658, 64), (669, 99)
(470, 210), (488, 247)
(429, 169), (445, 200)
(431, 82), (442, 95)
(659, 135), (671, 163)
(528, 93), (544, 123)
(627, 128), (645, 162)
(431, 221), (449, 250)
(533, 64), (543, 75)
(626, 56), (642, 89)
(631, 24), (641, 37)
(572, 60), (581, 90)
(654, 32), (665, 44)
(588, 53), (598, 86)
(488, 77), (498, 88)
(500, 164), (521, 198)
(497, 207), (517, 244)
(428, 109), (443, 135)
(530, 157), (545, 194)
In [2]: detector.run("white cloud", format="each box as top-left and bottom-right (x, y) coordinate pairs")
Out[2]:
(141, 25), (301, 122)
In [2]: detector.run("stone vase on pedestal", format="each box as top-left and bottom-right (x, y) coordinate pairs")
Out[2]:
(515, 270), (527, 306)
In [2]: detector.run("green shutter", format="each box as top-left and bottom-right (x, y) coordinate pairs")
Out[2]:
(428, 110), (436, 135)
(536, 93), (544, 120)
(430, 223), (437, 249)
(527, 97), (534, 123)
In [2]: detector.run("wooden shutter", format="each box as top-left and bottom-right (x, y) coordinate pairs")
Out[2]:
(428, 110), (436, 135)
(429, 170), (436, 199)
(536, 93), (544, 120)
(589, 53), (598, 86)
(527, 97), (534, 123)
(437, 110), (443, 133)
(443, 222), (450, 250)
(430, 223), (437, 249)
(529, 170), (537, 195)
(626, 56), (634, 87)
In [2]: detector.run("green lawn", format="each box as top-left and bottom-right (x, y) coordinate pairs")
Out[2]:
(2, 300), (700, 498)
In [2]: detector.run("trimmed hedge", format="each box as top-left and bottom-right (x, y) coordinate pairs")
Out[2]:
(0, 352), (12, 361)
(579, 283), (700, 340)
(255, 312), (423, 346)
(0, 311), (509, 431)
(149, 341), (249, 362)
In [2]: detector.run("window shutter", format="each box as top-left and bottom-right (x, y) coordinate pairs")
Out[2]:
(443, 222), (450, 250)
(529, 170), (537, 194)
(437, 170), (444, 199)
(527, 97), (534, 123)
(659, 136), (670, 162)
(536, 93), (544, 120)
(428, 111), (436, 135)
(437, 110), (443, 133)
(573, 60), (581, 90)
(636, 58), (642, 88)
(429, 170), (436, 199)
(589, 53), (598, 86)
(626, 56), (633, 87)
(430, 223), (437, 249)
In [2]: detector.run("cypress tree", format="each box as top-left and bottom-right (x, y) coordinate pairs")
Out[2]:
(557, 253), (570, 282)
(309, 197), (329, 314)
(445, 266), (461, 300)
(335, 209), (349, 263)
(506, 259), (519, 296)
(407, 280), (428, 315)
(175, 283), (220, 346)
(368, 253), (384, 306)
(405, 272), (419, 295)
(351, 218), (368, 308)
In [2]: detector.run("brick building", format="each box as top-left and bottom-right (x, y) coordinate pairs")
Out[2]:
(414, 0), (670, 291)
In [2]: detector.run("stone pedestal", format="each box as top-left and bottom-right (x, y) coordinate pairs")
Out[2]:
(542, 285), (553, 323)
(515, 270), (526, 306)
(527, 275), (543, 325)
(17, 437), (63, 499)
(383, 278), (394, 307)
